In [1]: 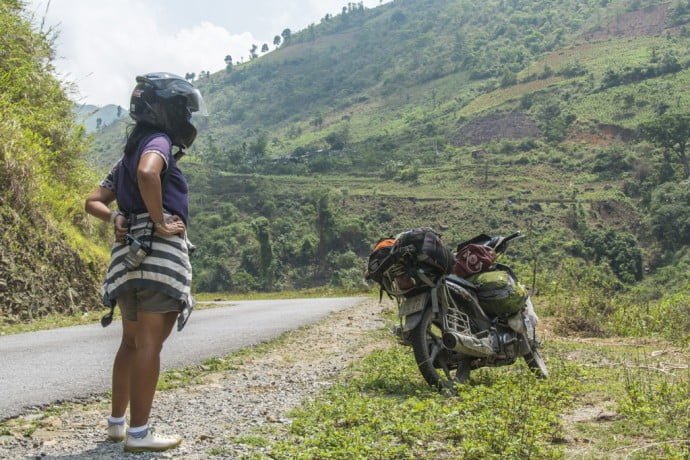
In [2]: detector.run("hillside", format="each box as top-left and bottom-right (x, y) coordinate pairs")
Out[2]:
(86, 0), (690, 342)
(0, 1), (104, 324)
(74, 103), (127, 134)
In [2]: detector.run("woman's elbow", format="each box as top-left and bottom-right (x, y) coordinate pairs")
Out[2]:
(137, 168), (160, 184)
(84, 195), (100, 214)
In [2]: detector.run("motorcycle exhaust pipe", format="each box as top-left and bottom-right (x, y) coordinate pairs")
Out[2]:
(442, 331), (495, 358)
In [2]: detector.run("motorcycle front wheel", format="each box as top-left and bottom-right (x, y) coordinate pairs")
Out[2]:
(410, 308), (472, 390)
(523, 348), (549, 379)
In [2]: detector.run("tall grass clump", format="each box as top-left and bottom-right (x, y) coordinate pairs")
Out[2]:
(617, 358), (690, 458)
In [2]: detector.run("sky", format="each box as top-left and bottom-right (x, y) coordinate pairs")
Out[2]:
(26, 0), (389, 108)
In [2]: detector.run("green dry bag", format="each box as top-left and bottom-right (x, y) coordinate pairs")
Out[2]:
(469, 270), (527, 317)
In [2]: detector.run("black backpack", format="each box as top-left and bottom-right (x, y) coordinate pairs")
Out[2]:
(366, 228), (453, 297)
(393, 227), (453, 276)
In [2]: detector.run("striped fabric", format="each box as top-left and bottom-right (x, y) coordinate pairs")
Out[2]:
(102, 212), (194, 329)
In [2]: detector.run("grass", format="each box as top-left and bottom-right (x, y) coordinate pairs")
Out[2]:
(233, 434), (270, 447)
(552, 340), (690, 459)
(266, 341), (577, 459)
(236, 331), (689, 460)
(572, 68), (690, 127)
(0, 309), (106, 336)
(455, 34), (690, 128)
(209, 159), (616, 203)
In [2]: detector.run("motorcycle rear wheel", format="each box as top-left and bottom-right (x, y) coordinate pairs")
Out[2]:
(410, 308), (471, 390)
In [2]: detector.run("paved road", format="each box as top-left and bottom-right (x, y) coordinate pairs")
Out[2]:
(0, 297), (364, 420)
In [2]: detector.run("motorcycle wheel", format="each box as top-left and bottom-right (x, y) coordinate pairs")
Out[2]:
(410, 308), (471, 390)
(523, 348), (549, 379)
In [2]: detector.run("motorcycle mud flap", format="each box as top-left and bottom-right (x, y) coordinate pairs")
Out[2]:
(398, 292), (428, 318)
(403, 312), (423, 332)
(506, 311), (527, 334)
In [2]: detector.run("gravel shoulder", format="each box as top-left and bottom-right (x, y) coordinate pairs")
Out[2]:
(0, 298), (391, 459)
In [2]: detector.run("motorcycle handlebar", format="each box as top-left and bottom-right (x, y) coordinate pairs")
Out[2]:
(456, 231), (524, 254)
(491, 231), (523, 255)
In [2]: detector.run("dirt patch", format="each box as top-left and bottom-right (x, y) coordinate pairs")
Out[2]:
(582, 4), (670, 42)
(553, 316), (608, 338)
(567, 123), (638, 146)
(560, 402), (621, 457)
(452, 112), (541, 146)
(586, 199), (643, 236)
(597, 124), (638, 142)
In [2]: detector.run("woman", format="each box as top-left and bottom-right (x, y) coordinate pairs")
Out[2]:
(85, 72), (206, 453)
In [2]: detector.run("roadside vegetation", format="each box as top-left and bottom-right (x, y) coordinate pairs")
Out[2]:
(238, 328), (689, 459)
(0, 0), (103, 327)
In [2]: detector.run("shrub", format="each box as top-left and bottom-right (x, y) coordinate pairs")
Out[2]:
(582, 228), (643, 283)
(647, 180), (690, 251)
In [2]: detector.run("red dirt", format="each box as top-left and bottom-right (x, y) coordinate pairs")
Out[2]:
(581, 3), (670, 42)
(452, 112), (541, 146)
(567, 123), (638, 146)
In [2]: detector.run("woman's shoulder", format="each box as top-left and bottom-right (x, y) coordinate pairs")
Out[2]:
(140, 132), (172, 155)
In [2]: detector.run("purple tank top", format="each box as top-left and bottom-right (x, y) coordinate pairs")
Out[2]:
(107, 133), (189, 224)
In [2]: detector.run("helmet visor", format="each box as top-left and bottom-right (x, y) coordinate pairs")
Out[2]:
(164, 79), (208, 116)
(188, 87), (209, 116)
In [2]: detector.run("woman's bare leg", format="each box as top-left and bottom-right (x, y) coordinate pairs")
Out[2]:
(111, 318), (137, 418)
(129, 311), (177, 427)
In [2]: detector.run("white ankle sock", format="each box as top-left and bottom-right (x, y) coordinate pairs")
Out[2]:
(127, 424), (148, 435)
(108, 415), (126, 425)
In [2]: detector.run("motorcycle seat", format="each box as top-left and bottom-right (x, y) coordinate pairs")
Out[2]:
(446, 274), (478, 290)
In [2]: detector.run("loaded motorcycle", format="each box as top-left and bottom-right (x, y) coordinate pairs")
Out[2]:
(366, 228), (548, 390)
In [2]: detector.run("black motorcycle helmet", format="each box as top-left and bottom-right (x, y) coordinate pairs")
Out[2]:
(129, 72), (208, 149)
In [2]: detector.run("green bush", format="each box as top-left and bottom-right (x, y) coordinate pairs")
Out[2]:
(582, 228), (643, 283)
(647, 180), (690, 251)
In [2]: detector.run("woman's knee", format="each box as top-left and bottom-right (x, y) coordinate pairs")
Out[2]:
(120, 319), (138, 349)
(134, 328), (167, 353)
(120, 336), (137, 351)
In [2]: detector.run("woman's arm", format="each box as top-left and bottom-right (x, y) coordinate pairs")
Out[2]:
(85, 187), (128, 241)
(85, 187), (117, 222)
(137, 151), (185, 237)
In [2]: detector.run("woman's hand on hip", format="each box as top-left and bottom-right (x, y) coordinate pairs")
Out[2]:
(154, 215), (186, 237)
(114, 214), (128, 243)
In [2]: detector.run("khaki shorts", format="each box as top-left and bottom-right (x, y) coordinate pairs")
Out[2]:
(117, 288), (183, 322)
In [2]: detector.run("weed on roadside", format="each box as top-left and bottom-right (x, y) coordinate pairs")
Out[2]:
(613, 357), (690, 459)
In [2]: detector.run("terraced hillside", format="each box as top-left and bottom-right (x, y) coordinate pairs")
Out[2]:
(85, 0), (690, 344)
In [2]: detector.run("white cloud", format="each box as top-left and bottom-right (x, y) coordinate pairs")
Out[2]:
(27, 0), (389, 107)
(31, 0), (258, 106)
